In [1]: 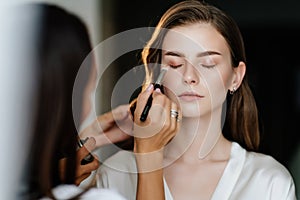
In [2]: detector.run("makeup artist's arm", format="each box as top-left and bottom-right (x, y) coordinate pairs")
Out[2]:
(133, 85), (180, 200)
(79, 104), (132, 148)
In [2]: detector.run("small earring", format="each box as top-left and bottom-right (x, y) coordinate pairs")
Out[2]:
(230, 87), (236, 95)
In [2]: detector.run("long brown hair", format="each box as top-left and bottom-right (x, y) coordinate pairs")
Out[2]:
(140, 0), (260, 151)
(23, 3), (92, 199)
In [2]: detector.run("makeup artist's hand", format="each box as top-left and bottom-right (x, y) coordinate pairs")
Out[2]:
(133, 84), (180, 154)
(59, 137), (100, 186)
(134, 84), (180, 200)
(79, 104), (133, 148)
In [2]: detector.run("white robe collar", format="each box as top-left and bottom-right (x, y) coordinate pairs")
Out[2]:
(163, 142), (246, 200)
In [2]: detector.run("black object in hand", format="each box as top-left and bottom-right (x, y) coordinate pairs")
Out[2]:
(139, 83), (164, 122)
(77, 137), (94, 165)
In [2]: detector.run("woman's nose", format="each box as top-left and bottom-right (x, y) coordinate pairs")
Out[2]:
(182, 63), (199, 85)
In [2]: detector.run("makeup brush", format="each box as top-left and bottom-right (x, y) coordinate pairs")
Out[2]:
(140, 67), (168, 122)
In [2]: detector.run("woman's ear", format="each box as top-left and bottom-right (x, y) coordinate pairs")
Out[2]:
(231, 61), (246, 90)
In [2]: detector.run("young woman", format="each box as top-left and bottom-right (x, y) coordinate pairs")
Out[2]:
(97, 1), (296, 199)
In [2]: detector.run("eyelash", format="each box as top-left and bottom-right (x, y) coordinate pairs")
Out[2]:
(169, 64), (216, 69)
(200, 64), (216, 69)
(169, 64), (183, 69)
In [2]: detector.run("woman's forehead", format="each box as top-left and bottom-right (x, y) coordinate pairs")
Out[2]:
(162, 23), (229, 58)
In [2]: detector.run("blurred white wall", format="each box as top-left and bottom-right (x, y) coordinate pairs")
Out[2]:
(0, 2), (39, 199)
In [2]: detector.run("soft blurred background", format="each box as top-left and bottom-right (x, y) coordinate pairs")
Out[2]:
(1, 0), (299, 199)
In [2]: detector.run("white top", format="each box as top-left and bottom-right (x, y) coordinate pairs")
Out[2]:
(40, 184), (126, 200)
(96, 142), (296, 200)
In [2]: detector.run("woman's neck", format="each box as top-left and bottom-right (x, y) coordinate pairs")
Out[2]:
(164, 109), (230, 163)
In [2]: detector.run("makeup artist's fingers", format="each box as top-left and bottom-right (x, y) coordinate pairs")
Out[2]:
(76, 157), (100, 175)
(77, 137), (96, 161)
(76, 148), (99, 186)
(76, 138), (100, 172)
(58, 144), (100, 185)
(94, 126), (131, 147)
(151, 88), (176, 122)
(152, 97), (176, 144)
(165, 102), (180, 143)
(152, 88), (171, 130)
(75, 173), (91, 186)
(134, 101), (176, 153)
(83, 137), (96, 151)
(133, 86), (182, 153)
(97, 104), (130, 131)
(79, 104), (131, 139)
(75, 156), (100, 185)
(156, 92), (180, 143)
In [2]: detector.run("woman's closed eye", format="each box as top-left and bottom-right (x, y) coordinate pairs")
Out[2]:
(200, 63), (216, 68)
(169, 64), (183, 69)
(199, 57), (217, 69)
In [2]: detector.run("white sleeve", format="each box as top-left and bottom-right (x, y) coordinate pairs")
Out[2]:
(96, 151), (138, 200)
(270, 169), (297, 200)
(81, 188), (126, 200)
(96, 166), (109, 188)
(50, 184), (126, 200)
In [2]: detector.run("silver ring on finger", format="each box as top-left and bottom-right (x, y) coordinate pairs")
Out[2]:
(170, 109), (179, 120)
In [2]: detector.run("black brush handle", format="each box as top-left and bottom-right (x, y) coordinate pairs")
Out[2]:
(139, 83), (163, 122)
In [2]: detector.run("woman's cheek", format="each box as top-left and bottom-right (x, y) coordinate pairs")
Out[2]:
(163, 71), (181, 103)
(202, 67), (228, 104)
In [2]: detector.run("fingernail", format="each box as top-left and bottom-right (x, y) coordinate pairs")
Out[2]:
(155, 88), (161, 93)
(86, 137), (96, 148)
(146, 84), (153, 92)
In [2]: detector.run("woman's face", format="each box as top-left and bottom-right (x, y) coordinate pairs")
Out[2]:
(161, 23), (235, 118)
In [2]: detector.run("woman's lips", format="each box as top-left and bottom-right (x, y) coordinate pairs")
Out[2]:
(178, 92), (204, 102)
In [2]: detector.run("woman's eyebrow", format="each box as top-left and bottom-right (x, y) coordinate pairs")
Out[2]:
(164, 51), (184, 57)
(163, 50), (221, 57)
(197, 51), (221, 57)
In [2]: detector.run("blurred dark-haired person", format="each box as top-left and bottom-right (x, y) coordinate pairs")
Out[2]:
(20, 3), (129, 199)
